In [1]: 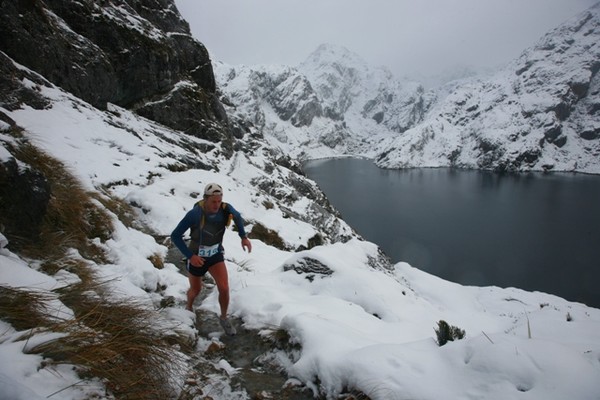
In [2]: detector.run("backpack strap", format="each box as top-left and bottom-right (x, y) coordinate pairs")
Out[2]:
(222, 202), (233, 227)
(196, 200), (232, 228)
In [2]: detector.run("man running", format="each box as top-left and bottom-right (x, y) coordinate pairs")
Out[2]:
(171, 183), (252, 335)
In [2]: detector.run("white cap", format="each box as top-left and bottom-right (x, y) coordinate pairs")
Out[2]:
(204, 183), (223, 196)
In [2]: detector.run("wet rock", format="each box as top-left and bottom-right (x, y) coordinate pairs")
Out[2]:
(283, 257), (334, 281)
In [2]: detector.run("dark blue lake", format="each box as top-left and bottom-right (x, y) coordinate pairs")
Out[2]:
(304, 158), (600, 308)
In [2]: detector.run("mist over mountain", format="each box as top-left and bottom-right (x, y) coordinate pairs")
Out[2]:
(214, 5), (600, 174)
(376, 3), (600, 174)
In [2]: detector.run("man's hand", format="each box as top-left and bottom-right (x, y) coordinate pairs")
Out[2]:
(241, 237), (252, 253)
(189, 254), (205, 267)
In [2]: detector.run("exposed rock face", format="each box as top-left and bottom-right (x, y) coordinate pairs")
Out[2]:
(0, 54), (54, 249)
(298, 44), (430, 134)
(0, 125), (51, 250)
(215, 64), (323, 129)
(375, 4), (600, 173)
(283, 257), (334, 282)
(0, 52), (53, 112)
(213, 45), (430, 160)
(0, 0), (356, 253)
(0, 0), (232, 145)
(0, 0), (247, 251)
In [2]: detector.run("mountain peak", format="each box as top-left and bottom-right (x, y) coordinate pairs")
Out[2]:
(301, 43), (368, 70)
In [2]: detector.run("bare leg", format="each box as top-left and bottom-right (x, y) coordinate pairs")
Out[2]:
(208, 261), (229, 319)
(187, 274), (202, 311)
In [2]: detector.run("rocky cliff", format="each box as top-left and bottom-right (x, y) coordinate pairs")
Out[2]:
(298, 44), (430, 135)
(0, 0), (350, 252)
(0, 0), (233, 145)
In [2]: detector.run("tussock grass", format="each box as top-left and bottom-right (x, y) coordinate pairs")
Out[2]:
(1, 280), (190, 399)
(92, 190), (142, 231)
(248, 222), (288, 251)
(31, 297), (188, 399)
(2, 140), (193, 398)
(39, 257), (97, 288)
(11, 142), (111, 262)
(339, 390), (373, 400)
(0, 285), (56, 331)
(148, 252), (165, 269)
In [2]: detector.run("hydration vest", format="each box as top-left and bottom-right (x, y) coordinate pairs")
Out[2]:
(188, 201), (233, 253)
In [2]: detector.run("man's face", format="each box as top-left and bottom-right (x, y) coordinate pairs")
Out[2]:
(204, 194), (223, 214)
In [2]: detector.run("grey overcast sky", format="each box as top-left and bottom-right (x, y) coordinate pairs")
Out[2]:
(174, 0), (597, 79)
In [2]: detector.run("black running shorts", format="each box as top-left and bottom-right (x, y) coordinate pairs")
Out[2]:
(186, 252), (225, 277)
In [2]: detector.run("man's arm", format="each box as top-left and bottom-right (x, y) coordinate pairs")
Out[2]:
(227, 203), (247, 238)
(227, 204), (252, 253)
(170, 209), (196, 259)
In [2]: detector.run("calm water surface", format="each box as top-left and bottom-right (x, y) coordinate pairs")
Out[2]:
(304, 158), (600, 308)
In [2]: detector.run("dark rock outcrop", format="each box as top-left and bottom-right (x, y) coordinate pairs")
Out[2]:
(0, 148), (51, 250)
(283, 257), (333, 282)
(0, 0), (232, 144)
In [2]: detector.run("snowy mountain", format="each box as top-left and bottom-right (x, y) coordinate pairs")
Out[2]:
(375, 4), (600, 173)
(1, 1), (600, 399)
(214, 44), (432, 160)
(298, 44), (430, 135)
(215, 7), (600, 174)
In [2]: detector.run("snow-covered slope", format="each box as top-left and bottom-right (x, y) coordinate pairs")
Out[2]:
(3, 62), (600, 400)
(214, 44), (431, 161)
(375, 4), (600, 173)
(2, 1), (600, 399)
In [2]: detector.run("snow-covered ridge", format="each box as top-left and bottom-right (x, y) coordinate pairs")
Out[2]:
(375, 3), (600, 174)
(215, 5), (600, 174)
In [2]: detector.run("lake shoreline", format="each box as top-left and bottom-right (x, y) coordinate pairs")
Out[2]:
(304, 157), (600, 308)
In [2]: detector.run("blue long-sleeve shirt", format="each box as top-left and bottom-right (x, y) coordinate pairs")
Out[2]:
(171, 202), (247, 259)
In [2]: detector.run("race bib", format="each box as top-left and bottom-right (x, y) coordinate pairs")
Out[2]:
(198, 243), (220, 258)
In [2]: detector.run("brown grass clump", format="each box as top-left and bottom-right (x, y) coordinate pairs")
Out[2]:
(31, 297), (188, 399)
(1, 140), (192, 398)
(0, 280), (190, 399)
(0, 285), (56, 331)
(148, 252), (165, 269)
(92, 190), (143, 231)
(248, 222), (288, 251)
(39, 257), (97, 288)
(12, 142), (113, 263)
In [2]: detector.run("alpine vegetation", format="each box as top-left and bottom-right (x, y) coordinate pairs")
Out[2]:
(434, 320), (466, 347)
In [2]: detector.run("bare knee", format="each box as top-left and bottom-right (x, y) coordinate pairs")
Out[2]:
(216, 281), (229, 293)
(188, 276), (202, 296)
(209, 262), (230, 293)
